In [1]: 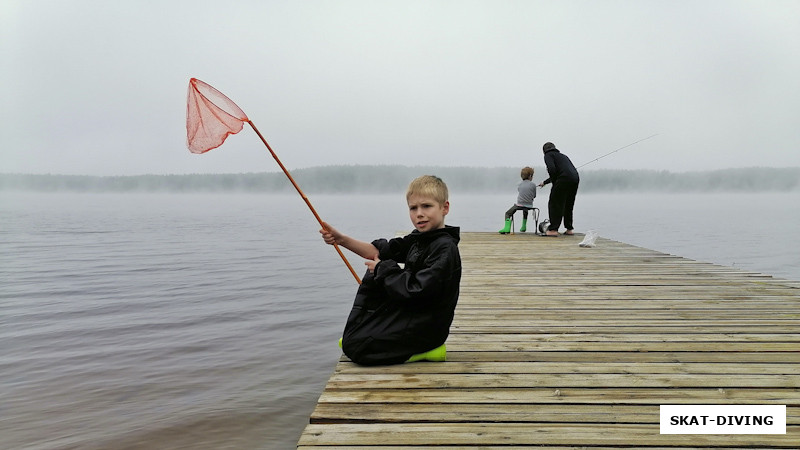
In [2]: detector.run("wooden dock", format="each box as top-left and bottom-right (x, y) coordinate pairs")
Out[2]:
(297, 232), (800, 448)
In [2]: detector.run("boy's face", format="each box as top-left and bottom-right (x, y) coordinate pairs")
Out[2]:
(407, 194), (449, 233)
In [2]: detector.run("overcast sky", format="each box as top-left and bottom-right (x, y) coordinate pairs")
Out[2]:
(2, 0), (798, 175)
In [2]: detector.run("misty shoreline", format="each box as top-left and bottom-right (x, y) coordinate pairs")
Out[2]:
(1, 166), (798, 193)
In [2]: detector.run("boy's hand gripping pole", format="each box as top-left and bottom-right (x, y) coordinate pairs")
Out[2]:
(247, 121), (362, 284)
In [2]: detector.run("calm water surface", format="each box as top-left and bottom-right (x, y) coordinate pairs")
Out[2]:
(1, 191), (798, 449)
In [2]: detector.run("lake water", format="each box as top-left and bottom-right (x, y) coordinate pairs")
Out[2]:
(1, 191), (798, 449)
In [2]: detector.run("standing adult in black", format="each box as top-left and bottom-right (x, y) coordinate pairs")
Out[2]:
(538, 142), (580, 236)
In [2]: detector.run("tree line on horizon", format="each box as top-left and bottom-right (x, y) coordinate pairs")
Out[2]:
(1, 166), (799, 193)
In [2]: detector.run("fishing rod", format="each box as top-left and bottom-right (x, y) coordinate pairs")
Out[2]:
(577, 133), (659, 169)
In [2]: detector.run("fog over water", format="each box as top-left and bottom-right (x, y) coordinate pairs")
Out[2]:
(2, 166), (799, 193)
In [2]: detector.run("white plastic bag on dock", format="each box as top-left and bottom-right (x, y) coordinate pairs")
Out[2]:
(579, 230), (598, 248)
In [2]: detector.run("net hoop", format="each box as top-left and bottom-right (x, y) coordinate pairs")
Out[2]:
(186, 78), (249, 154)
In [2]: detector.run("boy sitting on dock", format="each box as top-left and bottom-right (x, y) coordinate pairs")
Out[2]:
(320, 175), (462, 366)
(499, 166), (537, 234)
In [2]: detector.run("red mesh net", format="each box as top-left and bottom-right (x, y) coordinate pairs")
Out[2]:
(186, 78), (249, 154)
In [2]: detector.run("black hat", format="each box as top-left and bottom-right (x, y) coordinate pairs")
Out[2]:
(543, 142), (556, 151)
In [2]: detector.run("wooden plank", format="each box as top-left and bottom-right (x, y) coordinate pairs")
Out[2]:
(440, 351), (800, 363)
(296, 232), (800, 448)
(451, 325), (800, 333)
(298, 423), (800, 447)
(451, 319), (800, 327)
(301, 448), (793, 450)
(445, 333), (800, 342)
(407, 342), (800, 352)
(456, 300), (800, 308)
(301, 447), (796, 450)
(325, 373), (800, 389)
(310, 403), (800, 425)
(452, 311), (800, 319)
(316, 388), (800, 406)
(334, 361), (800, 375)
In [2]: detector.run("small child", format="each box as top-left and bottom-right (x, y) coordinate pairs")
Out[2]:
(499, 166), (537, 233)
(319, 175), (462, 366)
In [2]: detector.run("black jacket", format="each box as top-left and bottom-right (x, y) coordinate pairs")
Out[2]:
(341, 226), (461, 365)
(542, 148), (580, 185)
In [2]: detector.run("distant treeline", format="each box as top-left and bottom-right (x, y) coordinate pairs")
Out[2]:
(2, 166), (799, 193)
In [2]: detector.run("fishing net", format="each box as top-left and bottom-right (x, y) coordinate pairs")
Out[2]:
(183, 77), (362, 283)
(186, 78), (249, 154)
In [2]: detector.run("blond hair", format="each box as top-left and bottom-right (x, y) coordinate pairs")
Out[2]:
(406, 175), (449, 205)
(521, 166), (534, 180)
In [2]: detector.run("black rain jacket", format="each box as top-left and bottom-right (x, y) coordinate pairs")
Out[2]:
(542, 148), (580, 185)
(341, 226), (461, 365)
